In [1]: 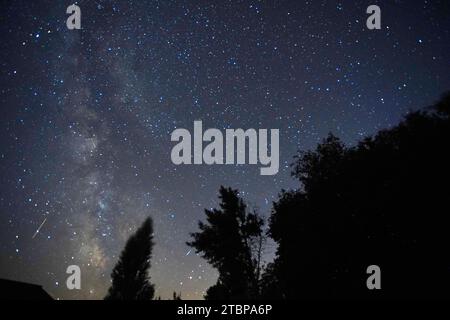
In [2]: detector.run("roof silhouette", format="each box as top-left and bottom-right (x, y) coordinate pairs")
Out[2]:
(0, 278), (53, 300)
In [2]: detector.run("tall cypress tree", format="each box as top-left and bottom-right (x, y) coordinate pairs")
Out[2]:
(105, 217), (155, 300)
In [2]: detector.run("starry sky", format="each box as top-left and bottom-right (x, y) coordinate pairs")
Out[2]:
(0, 0), (449, 300)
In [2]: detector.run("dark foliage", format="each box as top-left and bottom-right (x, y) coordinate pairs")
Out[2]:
(263, 92), (450, 299)
(105, 217), (155, 300)
(187, 186), (264, 299)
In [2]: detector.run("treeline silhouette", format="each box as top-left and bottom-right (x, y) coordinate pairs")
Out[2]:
(106, 92), (450, 300)
(262, 91), (450, 299)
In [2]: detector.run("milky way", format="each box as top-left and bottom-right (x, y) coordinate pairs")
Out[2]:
(1, 1), (449, 299)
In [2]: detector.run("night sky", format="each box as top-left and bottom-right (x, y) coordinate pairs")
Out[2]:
(0, 0), (449, 299)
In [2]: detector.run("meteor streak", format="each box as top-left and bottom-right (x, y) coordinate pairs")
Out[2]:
(32, 217), (47, 239)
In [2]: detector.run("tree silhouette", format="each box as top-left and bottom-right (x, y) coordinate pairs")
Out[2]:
(105, 217), (155, 300)
(187, 186), (264, 299)
(263, 92), (450, 299)
(172, 291), (182, 300)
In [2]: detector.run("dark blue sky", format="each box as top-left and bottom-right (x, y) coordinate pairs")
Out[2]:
(0, 0), (449, 299)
